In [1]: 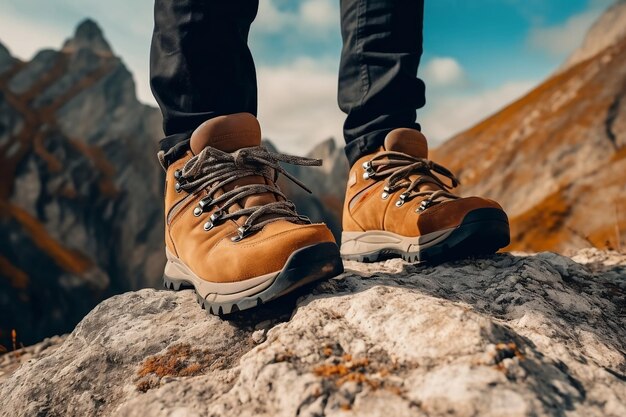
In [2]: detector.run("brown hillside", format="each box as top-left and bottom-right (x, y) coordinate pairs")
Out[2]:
(433, 31), (626, 252)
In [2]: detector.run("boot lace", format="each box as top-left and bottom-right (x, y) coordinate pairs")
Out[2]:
(158, 146), (321, 241)
(362, 151), (461, 211)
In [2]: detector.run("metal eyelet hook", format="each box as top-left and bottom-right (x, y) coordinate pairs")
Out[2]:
(203, 210), (223, 231)
(395, 192), (408, 207)
(198, 197), (212, 209)
(194, 196), (213, 216)
(362, 161), (375, 180)
(231, 225), (251, 242)
(417, 199), (432, 212)
(209, 210), (223, 223)
(381, 186), (391, 200)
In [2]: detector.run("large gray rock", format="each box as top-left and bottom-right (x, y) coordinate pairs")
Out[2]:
(0, 42), (16, 76)
(1, 250), (625, 417)
(0, 19), (164, 347)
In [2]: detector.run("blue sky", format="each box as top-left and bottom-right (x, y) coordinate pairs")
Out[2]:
(0, 0), (615, 153)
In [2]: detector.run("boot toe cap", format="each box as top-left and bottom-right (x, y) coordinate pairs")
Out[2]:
(417, 197), (506, 235)
(203, 222), (336, 283)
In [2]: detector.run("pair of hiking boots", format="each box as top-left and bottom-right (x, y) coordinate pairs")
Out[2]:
(160, 113), (510, 315)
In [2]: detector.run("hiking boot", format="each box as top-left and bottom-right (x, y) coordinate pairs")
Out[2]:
(159, 113), (343, 315)
(341, 128), (510, 263)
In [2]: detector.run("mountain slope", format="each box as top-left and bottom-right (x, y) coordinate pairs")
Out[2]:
(433, 2), (626, 253)
(0, 20), (164, 347)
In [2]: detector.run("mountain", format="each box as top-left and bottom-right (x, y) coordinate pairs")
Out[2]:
(0, 20), (165, 347)
(433, 0), (626, 253)
(2, 250), (625, 416)
(564, 0), (626, 70)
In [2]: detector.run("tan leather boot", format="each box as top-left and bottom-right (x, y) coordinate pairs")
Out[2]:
(160, 113), (343, 315)
(341, 128), (510, 263)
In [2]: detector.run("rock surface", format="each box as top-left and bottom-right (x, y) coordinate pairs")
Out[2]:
(1, 250), (625, 417)
(0, 334), (66, 384)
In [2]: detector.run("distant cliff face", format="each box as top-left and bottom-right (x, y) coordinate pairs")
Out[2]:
(0, 20), (165, 347)
(434, 1), (626, 253)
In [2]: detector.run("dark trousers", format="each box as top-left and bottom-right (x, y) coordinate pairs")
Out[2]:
(151, 0), (425, 166)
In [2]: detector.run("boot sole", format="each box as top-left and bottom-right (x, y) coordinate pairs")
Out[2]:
(340, 208), (510, 264)
(163, 242), (344, 316)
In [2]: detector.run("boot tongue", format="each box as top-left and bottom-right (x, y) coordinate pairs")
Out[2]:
(189, 112), (279, 219)
(190, 112), (261, 154)
(383, 128), (443, 193)
(383, 128), (429, 158)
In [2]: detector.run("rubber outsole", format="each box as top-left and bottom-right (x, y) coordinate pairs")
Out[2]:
(341, 208), (510, 264)
(163, 242), (344, 316)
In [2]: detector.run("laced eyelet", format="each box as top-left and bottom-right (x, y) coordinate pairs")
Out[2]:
(381, 186), (391, 200)
(209, 210), (223, 223)
(203, 220), (214, 231)
(174, 169), (182, 180)
(417, 199), (431, 212)
(174, 182), (182, 193)
(362, 161), (375, 180)
(194, 197), (212, 216)
(198, 197), (212, 209)
(395, 192), (409, 207)
(231, 226), (251, 242)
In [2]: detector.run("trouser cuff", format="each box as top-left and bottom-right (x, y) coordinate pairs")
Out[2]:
(159, 132), (192, 168)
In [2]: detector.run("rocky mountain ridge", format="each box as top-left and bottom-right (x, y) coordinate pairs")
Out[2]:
(0, 20), (165, 347)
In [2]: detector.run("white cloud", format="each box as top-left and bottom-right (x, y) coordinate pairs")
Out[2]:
(0, 11), (67, 61)
(528, 10), (599, 56)
(256, 58), (344, 155)
(254, 0), (293, 32)
(300, 0), (337, 30)
(0, 0), (539, 154)
(421, 57), (466, 87)
(421, 80), (537, 144)
(527, 0), (614, 57)
(254, 0), (338, 35)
